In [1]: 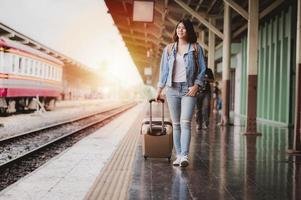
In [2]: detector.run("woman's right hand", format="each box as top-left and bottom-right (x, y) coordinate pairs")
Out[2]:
(155, 88), (162, 102)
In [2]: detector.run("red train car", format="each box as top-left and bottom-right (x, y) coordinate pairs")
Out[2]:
(0, 37), (63, 113)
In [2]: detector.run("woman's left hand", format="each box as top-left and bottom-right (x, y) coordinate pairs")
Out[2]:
(186, 85), (199, 96)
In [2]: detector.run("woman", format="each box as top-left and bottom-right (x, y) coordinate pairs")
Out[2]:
(155, 18), (206, 167)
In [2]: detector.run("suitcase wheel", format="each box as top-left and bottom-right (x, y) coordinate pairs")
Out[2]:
(144, 156), (147, 160)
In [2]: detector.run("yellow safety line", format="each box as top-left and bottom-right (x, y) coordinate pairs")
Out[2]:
(85, 105), (145, 200)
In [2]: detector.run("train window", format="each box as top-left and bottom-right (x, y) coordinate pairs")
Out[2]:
(11, 55), (15, 73)
(30, 60), (33, 75)
(46, 65), (49, 78)
(55, 67), (57, 80)
(39, 64), (42, 77)
(31, 61), (36, 76)
(55, 68), (59, 80)
(37, 62), (43, 77)
(35, 63), (38, 76)
(43, 63), (46, 78)
(49, 66), (52, 80)
(52, 66), (55, 80)
(13, 56), (19, 73)
(47, 65), (49, 79)
(41, 64), (44, 77)
(24, 58), (28, 74)
(49, 65), (51, 79)
(34, 62), (40, 76)
(44, 64), (47, 78)
(48, 65), (52, 79)
(51, 66), (55, 80)
(18, 57), (22, 73)
(55, 68), (58, 80)
(44, 64), (47, 79)
(54, 67), (56, 80)
(57, 68), (60, 80)
(40, 63), (44, 77)
(1, 53), (8, 73)
(0, 52), (2, 71)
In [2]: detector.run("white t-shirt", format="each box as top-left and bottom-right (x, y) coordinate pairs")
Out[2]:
(173, 53), (187, 82)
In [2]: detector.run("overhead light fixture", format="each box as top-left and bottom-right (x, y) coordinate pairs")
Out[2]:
(133, 1), (154, 22)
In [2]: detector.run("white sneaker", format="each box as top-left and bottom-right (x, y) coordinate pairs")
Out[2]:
(173, 156), (181, 166)
(180, 155), (189, 167)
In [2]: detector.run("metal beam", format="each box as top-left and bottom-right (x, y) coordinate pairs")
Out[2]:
(224, 0), (249, 20)
(232, 0), (285, 38)
(167, 16), (177, 26)
(133, 57), (149, 64)
(119, 25), (160, 39)
(259, 0), (284, 18)
(122, 33), (158, 44)
(207, 0), (218, 14)
(126, 41), (151, 49)
(215, 0), (285, 49)
(233, 24), (248, 38)
(191, 0), (204, 20)
(174, 0), (224, 39)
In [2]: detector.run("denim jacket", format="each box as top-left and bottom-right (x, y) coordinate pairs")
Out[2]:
(157, 42), (206, 89)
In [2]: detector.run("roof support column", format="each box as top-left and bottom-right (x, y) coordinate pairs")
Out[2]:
(208, 18), (215, 71)
(243, 0), (261, 135)
(221, 3), (231, 125)
(197, 29), (209, 51)
(199, 30), (205, 45)
(288, 0), (301, 153)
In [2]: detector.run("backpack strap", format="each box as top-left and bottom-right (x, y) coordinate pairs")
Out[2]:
(192, 43), (199, 56)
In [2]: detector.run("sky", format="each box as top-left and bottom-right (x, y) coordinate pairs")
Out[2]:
(0, 0), (142, 87)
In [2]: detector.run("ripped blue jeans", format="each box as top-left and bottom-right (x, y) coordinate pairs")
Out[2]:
(166, 82), (197, 157)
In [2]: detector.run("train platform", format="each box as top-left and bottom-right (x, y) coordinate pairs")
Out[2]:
(0, 102), (300, 200)
(0, 102), (145, 200)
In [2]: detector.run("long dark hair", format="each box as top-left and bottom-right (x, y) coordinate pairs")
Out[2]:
(173, 18), (197, 43)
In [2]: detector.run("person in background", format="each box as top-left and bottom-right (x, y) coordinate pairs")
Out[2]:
(155, 18), (206, 167)
(213, 81), (221, 117)
(196, 67), (214, 130)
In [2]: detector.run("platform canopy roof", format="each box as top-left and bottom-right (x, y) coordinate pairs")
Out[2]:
(104, 0), (285, 85)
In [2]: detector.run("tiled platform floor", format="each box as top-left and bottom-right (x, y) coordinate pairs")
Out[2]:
(129, 105), (301, 200)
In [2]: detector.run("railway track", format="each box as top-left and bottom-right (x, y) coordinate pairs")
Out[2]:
(0, 102), (136, 189)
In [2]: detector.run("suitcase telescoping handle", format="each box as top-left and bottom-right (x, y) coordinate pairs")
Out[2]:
(149, 98), (165, 134)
